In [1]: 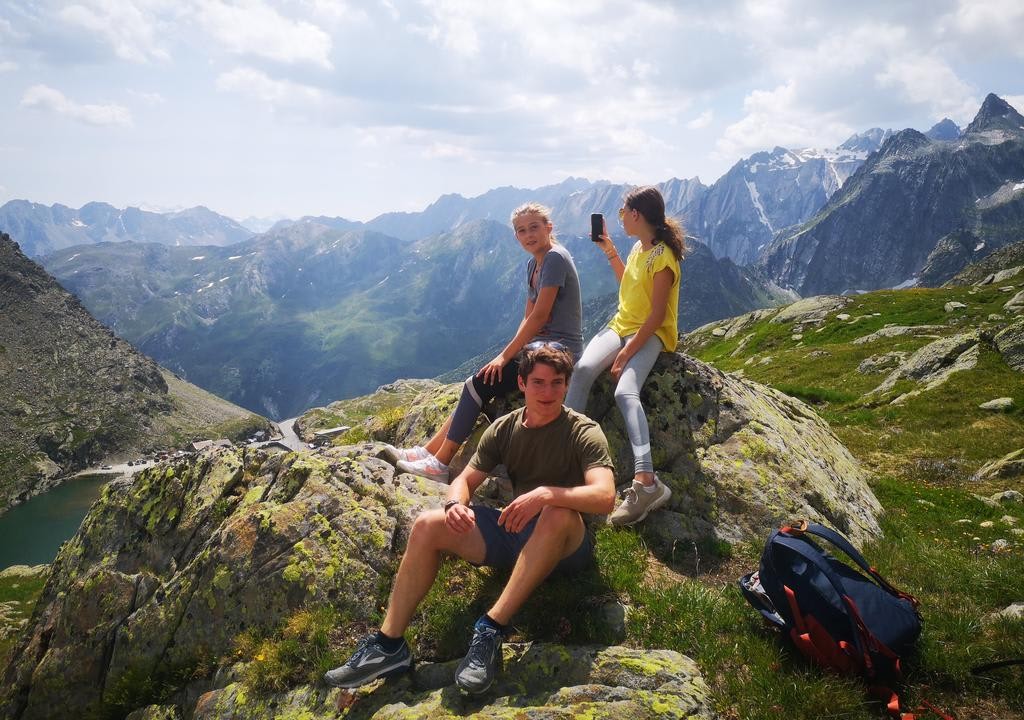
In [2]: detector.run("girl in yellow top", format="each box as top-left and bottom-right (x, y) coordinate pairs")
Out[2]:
(565, 186), (683, 526)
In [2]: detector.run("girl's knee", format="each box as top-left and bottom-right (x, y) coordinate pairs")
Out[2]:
(614, 384), (640, 406)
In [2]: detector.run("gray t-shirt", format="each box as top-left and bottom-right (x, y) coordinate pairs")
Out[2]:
(527, 244), (583, 359)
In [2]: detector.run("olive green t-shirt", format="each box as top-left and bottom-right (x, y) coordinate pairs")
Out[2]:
(469, 407), (613, 496)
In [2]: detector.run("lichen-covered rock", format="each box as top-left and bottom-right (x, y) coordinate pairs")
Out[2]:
(1005, 289), (1024, 312)
(863, 331), (980, 400)
(851, 325), (946, 345)
(857, 351), (907, 374)
(769, 295), (852, 325)
(1, 351), (881, 719)
(125, 705), (183, 720)
(0, 446), (445, 720)
(979, 398), (1014, 411)
(972, 450), (1024, 483)
(994, 318), (1024, 372)
(567, 353), (881, 546)
(191, 643), (715, 719)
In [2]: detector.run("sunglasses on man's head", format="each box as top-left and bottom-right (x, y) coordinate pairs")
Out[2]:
(524, 340), (568, 353)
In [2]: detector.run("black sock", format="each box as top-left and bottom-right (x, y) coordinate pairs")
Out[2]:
(374, 630), (405, 652)
(477, 613), (508, 635)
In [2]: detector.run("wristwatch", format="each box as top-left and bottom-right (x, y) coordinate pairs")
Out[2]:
(443, 499), (461, 513)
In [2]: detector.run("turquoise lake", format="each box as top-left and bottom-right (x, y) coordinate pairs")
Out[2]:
(0, 474), (110, 568)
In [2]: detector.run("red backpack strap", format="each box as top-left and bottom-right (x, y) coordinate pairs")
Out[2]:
(869, 686), (957, 720)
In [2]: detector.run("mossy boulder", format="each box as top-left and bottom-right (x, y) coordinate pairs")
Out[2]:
(191, 643), (713, 719)
(0, 446), (445, 720)
(602, 353), (880, 546)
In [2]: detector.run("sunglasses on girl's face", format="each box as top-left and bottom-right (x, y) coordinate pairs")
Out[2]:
(524, 340), (568, 352)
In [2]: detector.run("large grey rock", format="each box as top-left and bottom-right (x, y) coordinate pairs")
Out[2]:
(851, 325), (945, 345)
(190, 644), (715, 720)
(0, 447), (445, 720)
(972, 450), (1024, 483)
(770, 295), (852, 325)
(1006, 289), (1024, 312)
(864, 331), (980, 399)
(994, 318), (1024, 371)
(979, 398), (1014, 411)
(558, 353), (882, 546)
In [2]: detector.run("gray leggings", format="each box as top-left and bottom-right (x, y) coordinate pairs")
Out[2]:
(564, 328), (663, 474)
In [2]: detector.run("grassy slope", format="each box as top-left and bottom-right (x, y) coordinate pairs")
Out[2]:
(672, 284), (1024, 718)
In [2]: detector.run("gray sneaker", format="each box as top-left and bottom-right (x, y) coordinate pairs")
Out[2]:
(323, 633), (412, 688)
(608, 475), (672, 527)
(396, 455), (450, 484)
(454, 622), (503, 694)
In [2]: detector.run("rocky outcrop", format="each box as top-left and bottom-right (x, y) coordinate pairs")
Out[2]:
(972, 449), (1024, 483)
(862, 331), (981, 403)
(0, 446), (443, 720)
(192, 644), (714, 720)
(994, 318), (1024, 372)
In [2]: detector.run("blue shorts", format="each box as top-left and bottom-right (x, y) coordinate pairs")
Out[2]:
(471, 505), (594, 576)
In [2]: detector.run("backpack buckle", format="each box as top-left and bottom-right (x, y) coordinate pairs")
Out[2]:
(782, 519), (808, 535)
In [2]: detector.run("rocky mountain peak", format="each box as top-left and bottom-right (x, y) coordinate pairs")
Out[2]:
(964, 93), (1024, 137)
(839, 127), (894, 153)
(877, 128), (932, 158)
(925, 118), (961, 141)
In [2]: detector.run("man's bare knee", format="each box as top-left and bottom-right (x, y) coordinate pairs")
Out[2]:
(534, 506), (580, 535)
(409, 508), (448, 544)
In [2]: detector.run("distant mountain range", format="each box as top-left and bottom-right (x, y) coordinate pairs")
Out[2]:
(43, 219), (787, 419)
(0, 202), (254, 258)
(759, 94), (1024, 294)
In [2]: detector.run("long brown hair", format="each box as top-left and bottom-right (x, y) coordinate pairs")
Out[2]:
(624, 186), (685, 260)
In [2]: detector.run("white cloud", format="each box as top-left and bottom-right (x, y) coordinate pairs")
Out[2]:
(216, 67), (324, 105)
(196, 0), (333, 68)
(422, 141), (476, 161)
(1004, 95), (1024, 114)
(58, 0), (173, 63)
(941, 0), (1024, 58)
(876, 55), (978, 124)
(716, 82), (854, 160)
(0, 60), (16, 72)
(130, 90), (166, 106)
(20, 85), (133, 127)
(686, 110), (713, 130)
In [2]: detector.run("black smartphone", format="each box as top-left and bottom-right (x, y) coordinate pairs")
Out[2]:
(590, 213), (604, 242)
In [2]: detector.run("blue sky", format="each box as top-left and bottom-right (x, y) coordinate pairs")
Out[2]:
(1, 0), (1022, 223)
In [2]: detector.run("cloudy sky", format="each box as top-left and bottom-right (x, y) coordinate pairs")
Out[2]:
(1, 0), (1023, 223)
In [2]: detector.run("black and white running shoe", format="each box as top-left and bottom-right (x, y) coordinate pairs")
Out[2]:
(323, 633), (412, 688)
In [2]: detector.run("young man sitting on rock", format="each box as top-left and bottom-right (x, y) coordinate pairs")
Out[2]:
(324, 343), (616, 694)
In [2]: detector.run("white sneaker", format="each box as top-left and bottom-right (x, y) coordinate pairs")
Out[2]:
(396, 455), (450, 484)
(609, 475), (672, 527)
(381, 444), (431, 464)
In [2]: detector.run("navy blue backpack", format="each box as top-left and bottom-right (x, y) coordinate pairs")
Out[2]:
(739, 521), (946, 719)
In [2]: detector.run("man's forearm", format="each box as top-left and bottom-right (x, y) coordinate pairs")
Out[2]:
(543, 483), (615, 515)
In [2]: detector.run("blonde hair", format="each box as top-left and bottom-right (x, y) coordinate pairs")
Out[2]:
(510, 202), (557, 242)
